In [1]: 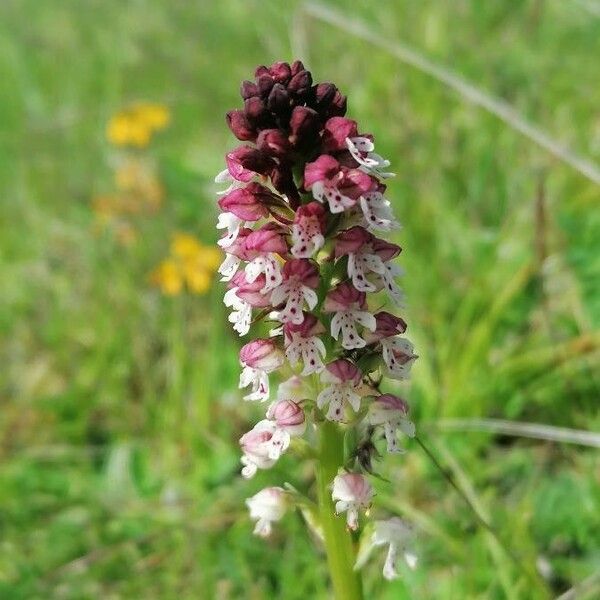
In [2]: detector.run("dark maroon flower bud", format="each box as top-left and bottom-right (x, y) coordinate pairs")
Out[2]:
(226, 146), (260, 182)
(267, 83), (290, 115)
(241, 80), (259, 100)
(289, 106), (321, 151)
(255, 65), (270, 77)
(334, 226), (373, 258)
(270, 165), (300, 206)
(336, 151), (361, 168)
(310, 83), (347, 118)
(226, 110), (256, 141)
(312, 83), (336, 108)
(257, 128), (292, 158)
(328, 89), (347, 117)
(364, 312), (408, 344)
(290, 60), (306, 77)
(257, 73), (275, 97)
(371, 237), (401, 262)
(288, 70), (313, 98)
(226, 146), (276, 181)
(268, 61), (292, 85)
(244, 97), (271, 128)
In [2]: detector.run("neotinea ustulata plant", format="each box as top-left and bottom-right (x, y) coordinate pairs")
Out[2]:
(216, 60), (418, 599)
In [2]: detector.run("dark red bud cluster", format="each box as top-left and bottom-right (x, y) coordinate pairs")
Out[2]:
(224, 61), (350, 207)
(226, 61), (346, 151)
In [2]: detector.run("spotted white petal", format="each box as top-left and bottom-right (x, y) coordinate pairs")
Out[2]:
(312, 181), (356, 214)
(216, 212), (244, 249)
(360, 193), (400, 232)
(218, 254), (241, 282)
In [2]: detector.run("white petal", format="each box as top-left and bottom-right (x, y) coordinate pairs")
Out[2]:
(345, 389), (362, 413)
(270, 282), (289, 308)
(300, 340), (325, 375)
(324, 185), (355, 213)
(311, 181), (326, 204)
(352, 310), (377, 331)
(346, 507), (359, 531)
(382, 545), (399, 580)
(262, 256), (283, 293)
(316, 386), (334, 409)
(399, 418), (416, 438)
(330, 312), (343, 341)
(348, 136), (374, 153)
(326, 398), (345, 422)
(302, 286), (318, 310)
(404, 551), (418, 570)
(253, 518), (272, 538)
(313, 336), (327, 357)
(218, 254), (241, 282)
(285, 340), (302, 367)
(214, 168), (231, 184)
(348, 254), (377, 292)
(245, 257), (264, 283)
(267, 429), (290, 459)
(239, 366), (255, 389)
(241, 458), (258, 479)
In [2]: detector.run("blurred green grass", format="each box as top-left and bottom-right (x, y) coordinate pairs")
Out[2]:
(1, 0), (599, 598)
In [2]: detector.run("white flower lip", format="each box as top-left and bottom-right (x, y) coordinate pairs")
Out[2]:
(246, 487), (288, 537)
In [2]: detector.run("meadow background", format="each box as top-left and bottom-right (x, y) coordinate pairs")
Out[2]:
(1, 1), (599, 598)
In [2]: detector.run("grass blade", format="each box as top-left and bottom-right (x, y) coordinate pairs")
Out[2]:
(434, 418), (600, 448)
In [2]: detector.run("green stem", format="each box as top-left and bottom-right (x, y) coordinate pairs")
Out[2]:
(316, 421), (364, 600)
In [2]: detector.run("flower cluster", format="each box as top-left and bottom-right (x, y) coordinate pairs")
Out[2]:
(217, 61), (418, 581)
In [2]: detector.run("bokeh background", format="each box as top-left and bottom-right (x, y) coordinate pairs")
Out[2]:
(1, 1), (599, 598)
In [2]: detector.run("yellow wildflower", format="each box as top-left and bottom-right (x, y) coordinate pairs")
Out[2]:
(183, 263), (212, 294)
(171, 232), (203, 259)
(197, 246), (222, 271)
(182, 246), (222, 294)
(150, 259), (184, 296)
(151, 233), (220, 296)
(140, 104), (170, 129)
(107, 102), (170, 148)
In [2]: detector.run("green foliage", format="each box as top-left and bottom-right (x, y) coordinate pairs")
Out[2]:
(0, 0), (599, 598)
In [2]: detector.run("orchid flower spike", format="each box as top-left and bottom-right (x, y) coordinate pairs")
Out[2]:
(216, 60), (419, 588)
